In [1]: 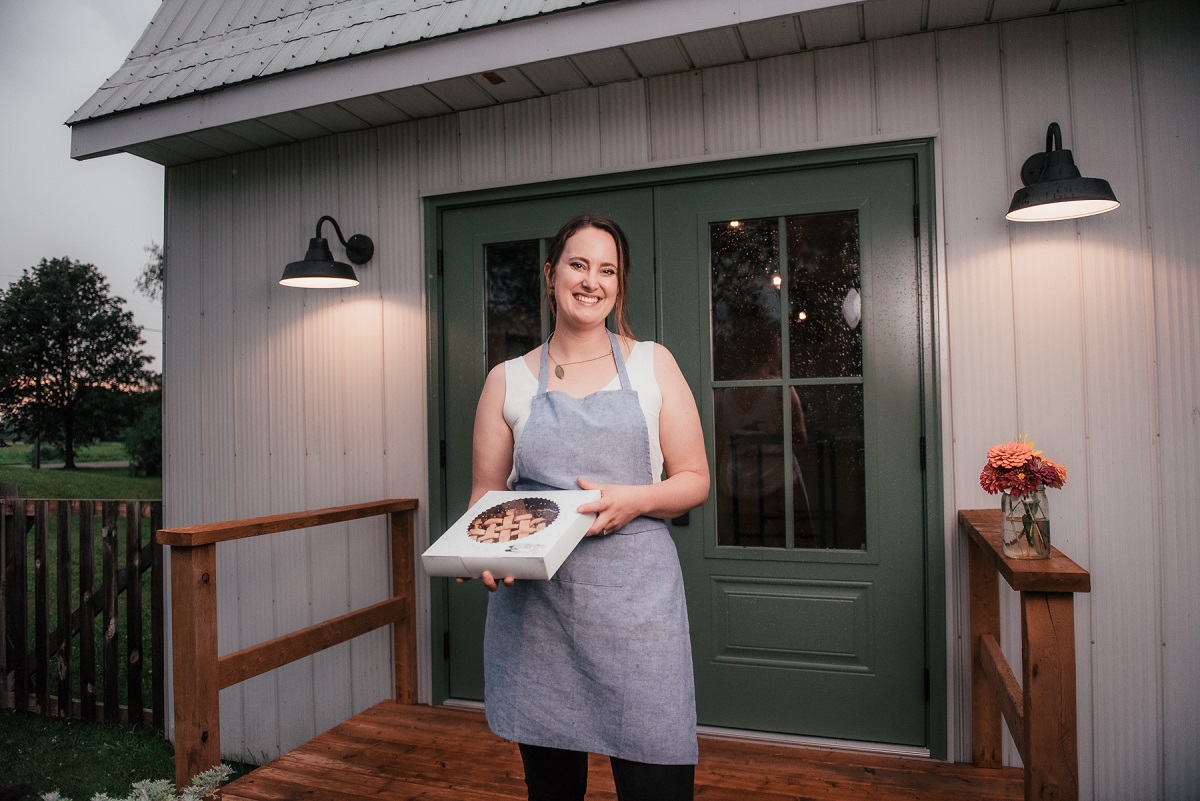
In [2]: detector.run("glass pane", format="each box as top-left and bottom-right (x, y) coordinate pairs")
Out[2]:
(710, 218), (781, 381)
(786, 212), (862, 379)
(713, 386), (788, 547)
(485, 240), (542, 372)
(791, 384), (866, 550)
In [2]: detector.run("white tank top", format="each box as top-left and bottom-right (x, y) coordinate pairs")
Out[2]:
(502, 340), (664, 489)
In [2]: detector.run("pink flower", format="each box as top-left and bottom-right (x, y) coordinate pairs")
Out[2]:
(979, 437), (1067, 495)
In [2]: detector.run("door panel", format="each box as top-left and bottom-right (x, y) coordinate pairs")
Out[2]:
(657, 160), (926, 744)
(439, 190), (655, 700)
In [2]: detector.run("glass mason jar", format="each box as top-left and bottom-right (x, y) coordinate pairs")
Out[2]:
(1001, 488), (1051, 559)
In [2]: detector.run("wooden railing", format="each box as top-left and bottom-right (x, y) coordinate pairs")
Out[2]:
(156, 498), (419, 787)
(1, 498), (164, 727)
(960, 509), (1091, 801)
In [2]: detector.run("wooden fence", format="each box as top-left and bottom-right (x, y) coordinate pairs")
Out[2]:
(1, 498), (165, 728)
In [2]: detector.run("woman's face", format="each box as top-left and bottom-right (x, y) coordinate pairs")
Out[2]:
(545, 226), (620, 329)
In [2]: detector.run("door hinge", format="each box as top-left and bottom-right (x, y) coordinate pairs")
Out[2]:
(919, 436), (927, 471)
(437, 249), (444, 277)
(443, 631), (451, 659)
(913, 205), (920, 239)
(440, 439), (447, 468)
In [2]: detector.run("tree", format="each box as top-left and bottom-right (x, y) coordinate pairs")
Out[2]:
(137, 241), (165, 302)
(0, 257), (152, 469)
(125, 373), (163, 477)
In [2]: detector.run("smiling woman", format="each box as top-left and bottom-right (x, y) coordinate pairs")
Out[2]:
(464, 213), (710, 800)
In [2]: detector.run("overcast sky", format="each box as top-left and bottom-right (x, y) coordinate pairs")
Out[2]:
(0, 0), (164, 367)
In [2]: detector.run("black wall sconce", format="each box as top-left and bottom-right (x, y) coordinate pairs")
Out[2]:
(280, 215), (374, 288)
(1006, 122), (1119, 222)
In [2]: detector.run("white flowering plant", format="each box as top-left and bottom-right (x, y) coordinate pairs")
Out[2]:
(41, 764), (233, 801)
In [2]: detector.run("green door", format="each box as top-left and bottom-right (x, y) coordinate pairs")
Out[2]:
(436, 158), (927, 746)
(438, 189), (655, 701)
(657, 159), (926, 744)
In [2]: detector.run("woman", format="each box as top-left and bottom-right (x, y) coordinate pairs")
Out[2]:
(467, 213), (710, 801)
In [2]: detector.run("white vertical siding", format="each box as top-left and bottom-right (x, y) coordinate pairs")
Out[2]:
(336, 130), (393, 718)
(505, 97), (554, 182)
(815, 43), (875, 141)
(551, 88), (601, 174)
(163, 7), (1200, 797)
(1068, 8), (1162, 799)
(375, 121), (431, 704)
(648, 71), (705, 161)
(757, 52), (818, 150)
(229, 149), (280, 757)
(459, 106), (506, 186)
(873, 33), (938, 135)
(701, 62), (760, 155)
(598, 80), (649, 169)
(1136, 3), (1200, 799)
(1000, 11), (1094, 779)
(417, 115), (460, 193)
(298, 136), (355, 736)
(263, 143), (320, 755)
(934, 21), (1020, 764)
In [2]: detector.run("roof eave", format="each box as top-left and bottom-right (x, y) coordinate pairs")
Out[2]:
(69, 0), (855, 160)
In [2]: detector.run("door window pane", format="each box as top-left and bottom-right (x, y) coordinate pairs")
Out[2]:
(786, 212), (862, 379)
(713, 387), (789, 547)
(792, 385), (866, 550)
(710, 219), (781, 381)
(485, 240), (542, 372)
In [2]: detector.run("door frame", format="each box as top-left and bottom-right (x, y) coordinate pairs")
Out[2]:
(423, 140), (947, 758)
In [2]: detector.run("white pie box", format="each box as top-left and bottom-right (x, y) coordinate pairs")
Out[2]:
(421, 489), (600, 580)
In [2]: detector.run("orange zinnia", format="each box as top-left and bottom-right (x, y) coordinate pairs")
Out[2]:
(987, 440), (1033, 469)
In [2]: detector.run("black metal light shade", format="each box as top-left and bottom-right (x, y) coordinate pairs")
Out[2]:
(1007, 122), (1119, 222)
(280, 215), (374, 288)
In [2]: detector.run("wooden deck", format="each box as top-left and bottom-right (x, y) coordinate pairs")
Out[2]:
(217, 702), (1021, 801)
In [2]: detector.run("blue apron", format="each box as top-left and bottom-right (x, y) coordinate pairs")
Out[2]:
(484, 330), (698, 765)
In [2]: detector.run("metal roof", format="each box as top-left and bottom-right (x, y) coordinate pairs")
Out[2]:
(68, 0), (610, 125)
(68, 0), (1130, 164)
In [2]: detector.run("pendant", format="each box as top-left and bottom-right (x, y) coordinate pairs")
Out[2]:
(554, 365), (565, 379)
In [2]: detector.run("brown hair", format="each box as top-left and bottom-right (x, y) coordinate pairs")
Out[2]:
(544, 213), (634, 341)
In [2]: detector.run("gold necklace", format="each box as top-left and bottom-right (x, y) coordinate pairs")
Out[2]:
(547, 338), (612, 379)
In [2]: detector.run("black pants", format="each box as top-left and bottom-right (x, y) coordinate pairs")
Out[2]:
(519, 743), (695, 801)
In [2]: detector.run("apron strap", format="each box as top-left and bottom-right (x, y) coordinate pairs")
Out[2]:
(537, 329), (632, 394)
(608, 329), (633, 392)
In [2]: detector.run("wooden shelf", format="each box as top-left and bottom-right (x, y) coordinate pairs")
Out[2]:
(959, 509), (1090, 594)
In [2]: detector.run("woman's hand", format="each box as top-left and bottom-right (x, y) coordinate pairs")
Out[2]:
(457, 571), (515, 592)
(576, 478), (648, 536)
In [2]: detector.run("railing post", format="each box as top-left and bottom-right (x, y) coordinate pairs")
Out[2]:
(969, 536), (1002, 767)
(1021, 592), (1079, 800)
(390, 509), (417, 705)
(960, 509), (1088, 801)
(170, 542), (221, 788)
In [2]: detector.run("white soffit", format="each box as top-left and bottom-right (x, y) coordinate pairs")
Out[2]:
(69, 0), (861, 160)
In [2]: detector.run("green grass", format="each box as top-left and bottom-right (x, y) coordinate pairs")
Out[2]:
(0, 441), (129, 467)
(0, 466), (160, 500)
(0, 709), (255, 799)
(0, 708), (173, 798)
